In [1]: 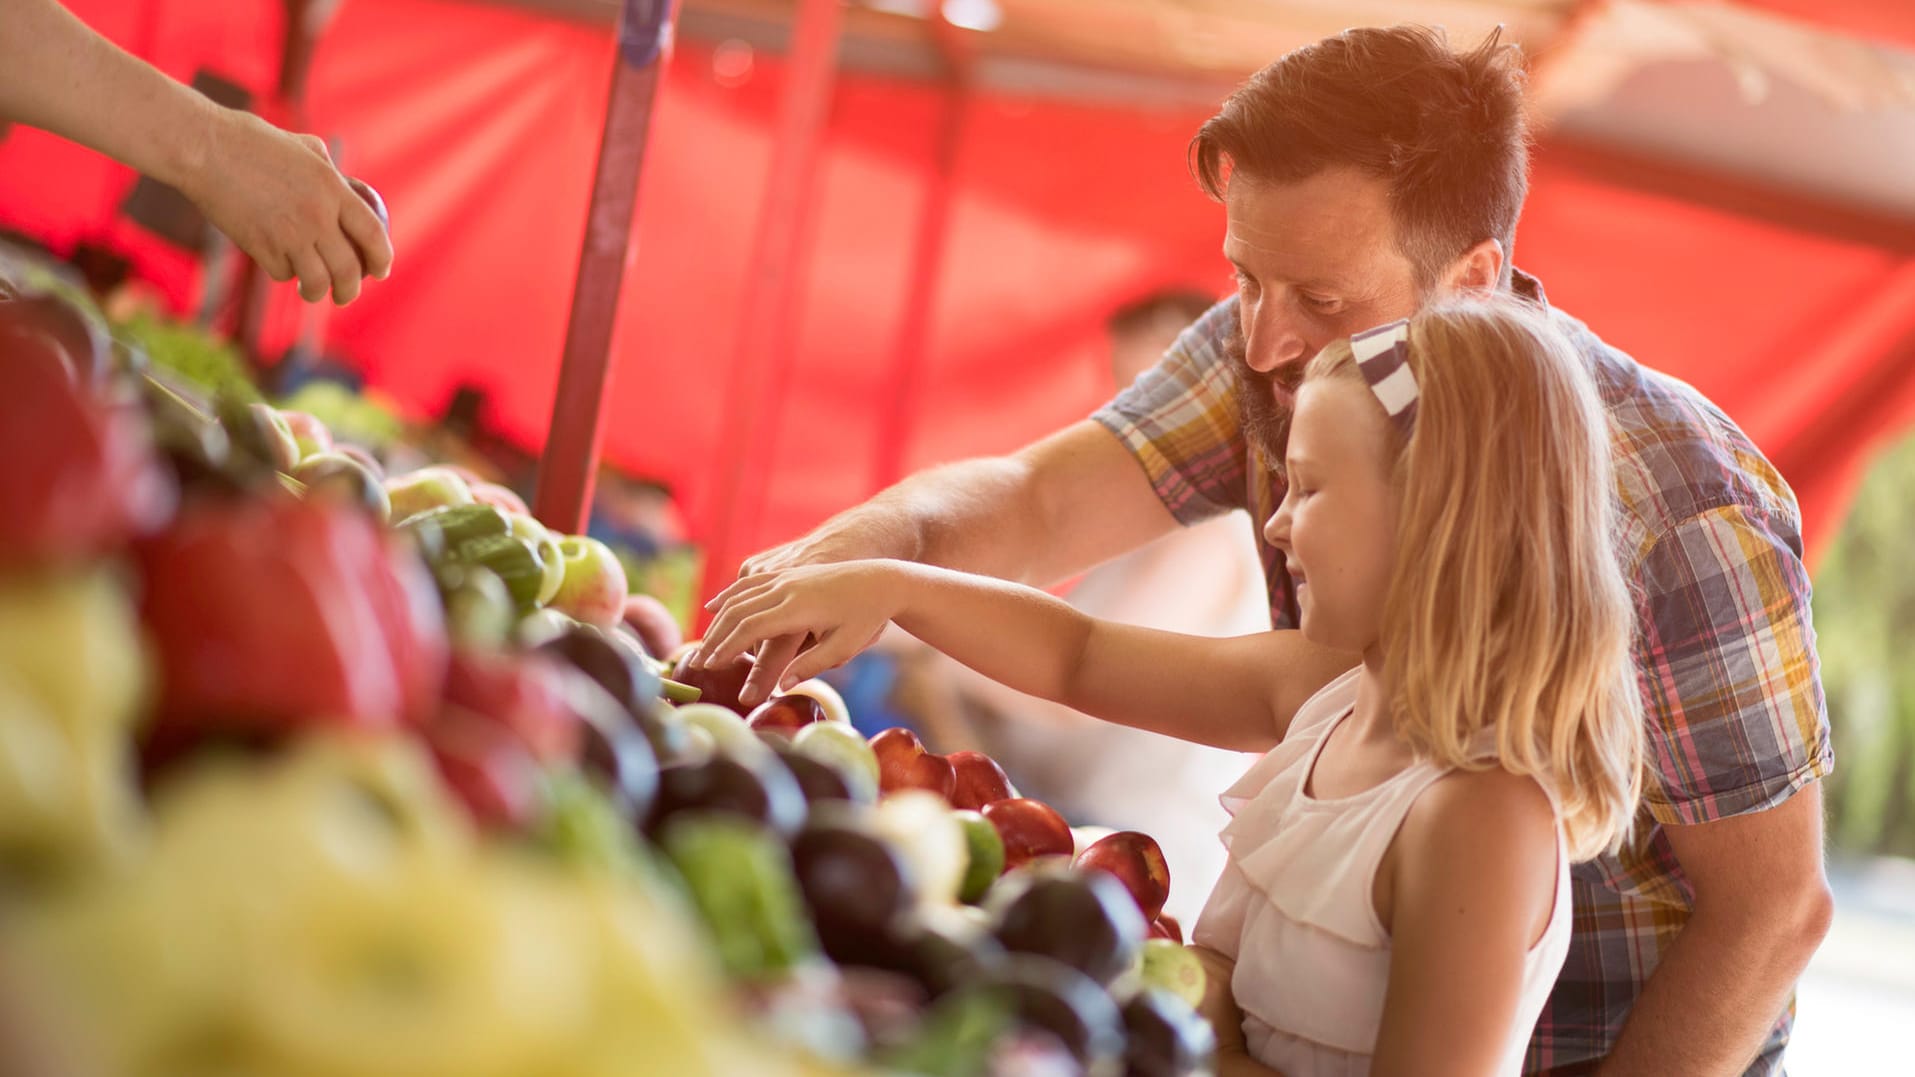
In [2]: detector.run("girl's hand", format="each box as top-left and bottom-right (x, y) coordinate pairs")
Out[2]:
(690, 561), (909, 694)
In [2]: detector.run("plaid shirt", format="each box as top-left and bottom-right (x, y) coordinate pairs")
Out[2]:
(1092, 273), (1833, 1075)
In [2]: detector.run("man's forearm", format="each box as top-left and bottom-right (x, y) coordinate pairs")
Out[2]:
(1596, 898), (1830, 1075)
(868, 456), (1046, 580)
(0, 0), (212, 188)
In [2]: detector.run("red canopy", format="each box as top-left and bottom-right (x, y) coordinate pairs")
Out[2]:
(4, 0), (1912, 576)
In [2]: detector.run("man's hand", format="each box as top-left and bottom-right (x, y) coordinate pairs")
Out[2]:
(173, 106), (393, 305)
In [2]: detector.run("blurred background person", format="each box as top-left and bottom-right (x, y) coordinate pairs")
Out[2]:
(895, 289), (1271, 926)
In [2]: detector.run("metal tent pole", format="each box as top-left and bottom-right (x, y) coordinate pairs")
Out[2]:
(534, 0), (681, 534)
(698, 0), (845, 604)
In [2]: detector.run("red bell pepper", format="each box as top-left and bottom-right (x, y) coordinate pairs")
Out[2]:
(138, 498), (448, 732)
(0, 330), (174, 571)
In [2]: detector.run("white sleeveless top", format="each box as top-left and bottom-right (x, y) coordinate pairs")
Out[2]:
(1191, 669), (1570, 1076)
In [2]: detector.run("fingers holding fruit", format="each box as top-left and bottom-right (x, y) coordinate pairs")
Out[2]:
(737, 633), (805, 708)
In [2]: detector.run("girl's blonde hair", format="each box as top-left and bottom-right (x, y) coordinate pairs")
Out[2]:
(1305, 297), (1643, 860)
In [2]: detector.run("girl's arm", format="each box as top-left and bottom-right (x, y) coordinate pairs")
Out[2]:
(1369, 769), (1560, 1076)
(695, 560), (1354, 752)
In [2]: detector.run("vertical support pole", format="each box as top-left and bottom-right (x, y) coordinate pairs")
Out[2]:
(871, 56), (969, 492)
(534, 0), (681, 534)
(698, 0), (845, 602)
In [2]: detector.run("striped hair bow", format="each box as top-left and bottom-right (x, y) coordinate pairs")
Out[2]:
(1349, 318), (1419, 436)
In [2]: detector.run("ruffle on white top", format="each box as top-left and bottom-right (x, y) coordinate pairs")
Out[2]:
(1191, 669), (1570, 1077)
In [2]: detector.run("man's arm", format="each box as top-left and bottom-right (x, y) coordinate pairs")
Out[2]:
(734, 420), (1189, 701)
(1599, 501), (1834, 1074)
(1595, 786), (1833, 1076)
(746, 419), (1181, 588)
(0, 0), (392, 301)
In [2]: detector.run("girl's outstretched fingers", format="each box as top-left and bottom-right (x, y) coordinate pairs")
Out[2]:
(779, 629), (861, 689)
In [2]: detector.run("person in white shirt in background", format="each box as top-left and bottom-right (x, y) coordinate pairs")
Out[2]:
(896, 290), (1270, 928)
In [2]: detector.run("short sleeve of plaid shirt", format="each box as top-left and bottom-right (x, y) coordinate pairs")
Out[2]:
(1091, 297), (1252, 528)
(1632, 501), (1833, 824)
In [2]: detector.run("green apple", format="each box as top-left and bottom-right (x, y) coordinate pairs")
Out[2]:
(548, 535), (628, 629)
(953, 809), (1005, 904)
(671, 703), (771, 765)
(507, 514), (566, 606)
(1135, 937), (1207, 1009)
(385, 467), (474, 522)
(872, 790), (967, 907)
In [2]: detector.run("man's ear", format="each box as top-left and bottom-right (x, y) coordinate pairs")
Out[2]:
(1443, 239), (1504, 296)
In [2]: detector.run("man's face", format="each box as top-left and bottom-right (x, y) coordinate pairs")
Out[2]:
(1223, 168), (1421, 461)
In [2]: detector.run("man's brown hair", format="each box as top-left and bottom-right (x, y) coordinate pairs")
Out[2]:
(1192, 25), (1530, 291)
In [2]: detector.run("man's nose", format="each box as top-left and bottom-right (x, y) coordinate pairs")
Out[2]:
(1244, 313), (1308, 375)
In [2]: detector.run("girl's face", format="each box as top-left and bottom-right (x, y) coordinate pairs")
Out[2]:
(1262, 377), (1400, 657)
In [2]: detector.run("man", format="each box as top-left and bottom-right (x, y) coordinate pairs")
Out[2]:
(741, 25), (1833, 1076)
(0, 0), (391, 304)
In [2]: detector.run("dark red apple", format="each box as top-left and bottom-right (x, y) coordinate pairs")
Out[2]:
(988, 870), (1146, 987)
(747, 693), (828, 738)
(671, 649), (756, 715)
(982, 798), (1074, 870)
(870, 727), (955, 800)
(621, 592), (684, 659)
(1075, 830), (1172, 923)
(947, 750), (1013, 810)
(1121, 986), (1216, 1077)
(644, 755), (807, 840)
(1149, 914), (1184, 944)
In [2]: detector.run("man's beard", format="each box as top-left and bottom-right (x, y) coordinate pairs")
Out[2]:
(1225, 322), (1296, 468)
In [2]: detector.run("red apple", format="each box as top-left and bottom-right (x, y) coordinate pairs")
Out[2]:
(440, 650), (582, 764)
(0, 331), (173, 571)
(469, 481), (530, 516)
(277, 409), (332, 460)
(621, 592), (684, 658)
(870, 727), (955, 800)
(670, 648), (756, 715)
(332, 442), (385, 481)
(427, 705), (543, 830)
(982, 798), (1074, 870)
(1076, 831), (1171, 923)
(1149, 915), (1183, 944)
(947, 750), (1013, 810)
(549, 534), (628, 629)
(746, 693), (827, 738)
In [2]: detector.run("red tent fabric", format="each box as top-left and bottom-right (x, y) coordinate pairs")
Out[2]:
(4, 0), (1911, 580)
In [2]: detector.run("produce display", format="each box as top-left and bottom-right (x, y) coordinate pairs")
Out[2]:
(0, 284), (1217, 1077)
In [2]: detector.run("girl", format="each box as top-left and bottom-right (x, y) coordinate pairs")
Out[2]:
(690, 297), (1644, 1076)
